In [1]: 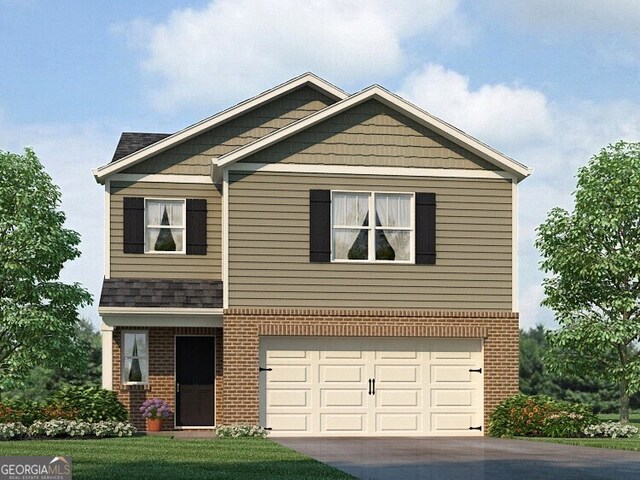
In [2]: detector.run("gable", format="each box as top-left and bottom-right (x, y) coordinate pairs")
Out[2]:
(123, 86), (337, 176)
(239, 99), (498, 170)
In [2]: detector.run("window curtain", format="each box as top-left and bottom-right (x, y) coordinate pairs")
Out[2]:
(146, 201), (184, 251)
(123, 333), (148, 383)
(375, 194), (411, 261)
(333, 193), (369, 259)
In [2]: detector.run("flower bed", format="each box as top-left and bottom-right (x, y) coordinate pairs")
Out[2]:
(0, 420), (136, 440)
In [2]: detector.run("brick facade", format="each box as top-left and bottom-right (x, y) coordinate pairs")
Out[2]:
(222, 308), (519, 429)
(112, 326), (222, 431)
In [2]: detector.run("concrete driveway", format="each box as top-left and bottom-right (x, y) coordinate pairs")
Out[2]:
(275, 437), (640, 480)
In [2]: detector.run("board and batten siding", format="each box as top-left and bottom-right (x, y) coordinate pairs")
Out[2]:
(240, 100), (499, 170)
(123, 86), (336, 176)
(228, 171), (512, 310)
(110, 181), (222, 279)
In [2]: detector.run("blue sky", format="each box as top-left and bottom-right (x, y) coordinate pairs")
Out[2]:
(1, 1), (639, 329)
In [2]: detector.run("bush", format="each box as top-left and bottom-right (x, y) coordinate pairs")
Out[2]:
(216, 424), (269, 438)
(49, 386), (127, 422)
(27, 419), (136, 438)
(488, 394), (598, 437)
(1, 400), (45, 425)
(0, 423), (27, 440)
(584, 422), (639, 438)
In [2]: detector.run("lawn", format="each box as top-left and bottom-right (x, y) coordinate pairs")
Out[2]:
(519, 412), (640, 452)
(0, 436), (353, 480)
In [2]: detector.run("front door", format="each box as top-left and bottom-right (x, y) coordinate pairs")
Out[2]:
(176, 336), (215, 427)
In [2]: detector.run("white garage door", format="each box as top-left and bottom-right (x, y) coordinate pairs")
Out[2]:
(259, 337), (483, 437)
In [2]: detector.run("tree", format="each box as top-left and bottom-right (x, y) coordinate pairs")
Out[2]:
(0, 148), (92, 391)
(535, 140), (640, 422)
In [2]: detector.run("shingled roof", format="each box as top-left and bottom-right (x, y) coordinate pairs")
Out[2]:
(99, 278), (223, 308)
(111, 132), (171, 162)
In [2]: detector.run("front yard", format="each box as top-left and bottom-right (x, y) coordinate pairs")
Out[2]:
(0, 436), (353, 480)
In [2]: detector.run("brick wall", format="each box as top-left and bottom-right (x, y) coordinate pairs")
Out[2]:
(222, 308), (519, 430)
(112, 326), (222, 431)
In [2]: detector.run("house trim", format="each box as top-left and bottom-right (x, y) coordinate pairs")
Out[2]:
(222, 169), (230, 309)
(111, 173), (214, 184)
(100, 313), (223, 328)
(227, 162), (516, 180)
(216, 86), (532, 181)
(104, 179), (111, 279)
(93, 73), (348, 183)
(101, 322), (113, 389)
(512, 178), (518, 312)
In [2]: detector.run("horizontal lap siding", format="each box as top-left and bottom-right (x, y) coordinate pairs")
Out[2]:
(241, 100), (499, 170)
(110, 182), (222, 279)
(228, 172), (512, 309)
(123, 87), (336, 176)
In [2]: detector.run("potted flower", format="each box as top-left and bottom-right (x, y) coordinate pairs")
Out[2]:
(140, 398), (172, 432)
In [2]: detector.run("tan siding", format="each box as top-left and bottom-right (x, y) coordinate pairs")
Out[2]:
(241, 100), (498, 170)
(228, 172), (512, 310)
(123, 86), (336, 176)
(110, 181), (221, 279)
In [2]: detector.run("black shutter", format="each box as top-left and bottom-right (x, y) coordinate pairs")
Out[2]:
(186, 199), (207, 255)
(123, 197), (145, 254)
(415, 192), (436, 265)
(309, 190), (331, 263)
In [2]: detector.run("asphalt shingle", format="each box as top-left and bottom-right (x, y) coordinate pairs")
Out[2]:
(111, 132), (171, 162)
(99, 278), (223, 308)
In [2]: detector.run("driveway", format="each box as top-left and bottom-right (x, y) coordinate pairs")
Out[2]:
(275, 437), (640, 480)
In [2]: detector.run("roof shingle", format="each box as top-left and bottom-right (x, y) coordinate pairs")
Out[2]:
(99, 278), (222, 308)
(111, 132), (171, 163)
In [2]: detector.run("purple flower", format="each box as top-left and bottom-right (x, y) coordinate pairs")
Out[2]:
(140, 398), (173, 419)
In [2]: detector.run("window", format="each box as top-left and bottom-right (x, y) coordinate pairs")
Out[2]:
(122, 331), (148, 384)
(145, 199), (185, 253)
(332, 191), (413, 262)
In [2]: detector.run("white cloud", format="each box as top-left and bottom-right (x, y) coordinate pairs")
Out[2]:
(117, 0), (464, 111)
(0, 117), (119, 327)
(399, 64), (553, 150)
(492, 0), (640, 38)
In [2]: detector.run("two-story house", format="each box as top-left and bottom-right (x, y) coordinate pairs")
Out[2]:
(93, 73), (531, 436)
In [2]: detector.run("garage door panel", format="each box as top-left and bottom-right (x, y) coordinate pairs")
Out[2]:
(267, 349), (308, 359)
(321, 389), (366, 407)
(319, 365), (364, 383)
(375, 350), (418, 360)
(268, 390), (309, 408)
(376, 389), (419, 408)
(268, 414), (309, 432)
(269, 365), (309, 383)
(375, 364), (419, 382)
(320, 350), (363, 360)
(321, 414), (365, 433)
(431, 413), (478, 433)
(431, 365), (473, 383)
(431, 389), (474, 407)
(376, 413), (420, 432)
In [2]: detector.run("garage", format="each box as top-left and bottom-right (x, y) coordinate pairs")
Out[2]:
(259, 336), (483, 437)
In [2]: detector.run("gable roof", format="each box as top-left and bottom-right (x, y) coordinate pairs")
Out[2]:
(111, 132), (171, 162)
(216, 85), (532, 181)
(93, 72), (347, 183)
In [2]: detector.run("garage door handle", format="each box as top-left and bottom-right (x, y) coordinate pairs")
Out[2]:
(368, 379), (372, 395)
(469, 368), (482, 374)
(372, 378), (375, 395)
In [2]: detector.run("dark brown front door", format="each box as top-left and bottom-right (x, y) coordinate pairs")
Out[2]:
(176, 336), (215, 426)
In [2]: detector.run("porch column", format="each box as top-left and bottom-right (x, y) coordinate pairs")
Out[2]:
(101, 321), (114, 389)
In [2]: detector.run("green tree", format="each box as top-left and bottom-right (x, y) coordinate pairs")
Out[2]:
(0, 148), (92, 391)
(535, 140), (640, 423)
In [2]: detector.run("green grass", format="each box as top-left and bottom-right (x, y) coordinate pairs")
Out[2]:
(0, 436), (353, 479)
(517, 411), (640, 452)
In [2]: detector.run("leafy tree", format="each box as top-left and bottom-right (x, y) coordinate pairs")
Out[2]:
(535, 141), (640, 422)
(0, 148), (92, 391)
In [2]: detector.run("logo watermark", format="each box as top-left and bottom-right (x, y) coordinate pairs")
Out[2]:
(0, 456), (72, 480)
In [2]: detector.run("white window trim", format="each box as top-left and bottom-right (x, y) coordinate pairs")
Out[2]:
(331, 190), (415, 264)
(121, 330), (149, 386)
(144, 198), (186, 255)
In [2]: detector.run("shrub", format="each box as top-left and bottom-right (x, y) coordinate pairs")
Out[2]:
(1, 400), (44, 425)
(49, 386), (127, 422)
(584, 422), (639, 438)
(0, 423), (27, 440)
(488, 394), (597, 438)
(28, 419), (68, 437)
(93, 421), (137, 438)
(140, 398), (172, 419)
(216, 424), (269, 438)
(28, 419), (136, 438)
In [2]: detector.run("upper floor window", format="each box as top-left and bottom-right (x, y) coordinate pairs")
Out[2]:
(332, 191), (413, 262)
(145, 199), (185, 253)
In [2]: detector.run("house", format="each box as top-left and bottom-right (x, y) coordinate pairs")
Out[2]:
(93, 73), (531, 436)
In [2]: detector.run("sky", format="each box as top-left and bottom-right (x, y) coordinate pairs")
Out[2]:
(1, 0), (639, 330)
